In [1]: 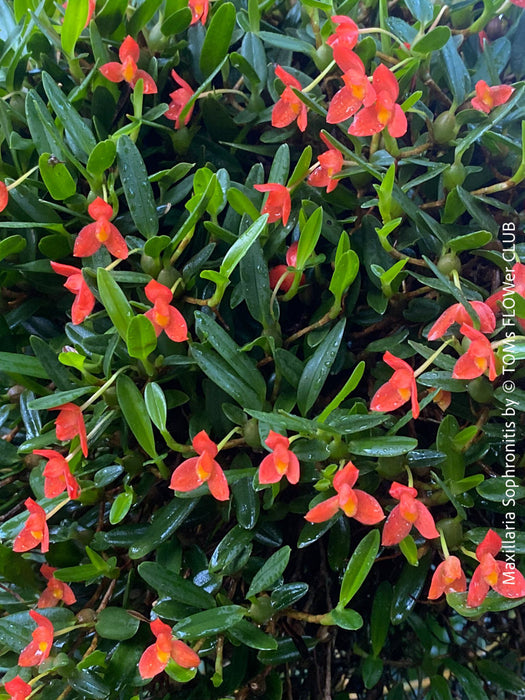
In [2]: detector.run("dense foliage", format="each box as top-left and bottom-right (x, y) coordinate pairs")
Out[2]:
(0, 0), (524, 698)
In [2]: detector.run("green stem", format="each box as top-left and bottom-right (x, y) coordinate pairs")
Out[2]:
(80, 366), (130, 412)
(414, 339), (453, 378)
(438, 527), (450, 559)
(303, 60), (336, 93)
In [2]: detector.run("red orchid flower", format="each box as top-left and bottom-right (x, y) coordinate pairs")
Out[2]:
(487, 262), (525, 328)
(34, 449), (80, 500)
(326, 15), (359, 68)
(382, 482), (439, 546)
(349, 64), (407, 138)
(144, 279), (188, 342)
(269, 241), (305, 292)
(13, 498), (49, 554)
(253, 183), (291, 226)
(165, 69), (195, 129)
(259, 431), (300, 485)
(327, 52), (375, 124)
(452, 324), (497, 382)
(510, 0), (525, 6)
(37, 564), (76, 608)
(426, 301), (496, 341)
(370, 351), (419, 419)
(305, 461), (384, 524)
(139, 618), (200, 679)
(74, 197), (128, 260)
(100, 35), (157, 94)
(18, 611), (54, 667)
(272, 66), (308, 132)
(52, 403), (88, 457)
(188, 0), (209, 24)
(428, 555), (466, 599)
(64, 0), (95, 28)
(0, 181), (8, 211)
(50, 262), (95, 325)
(430, 388), (451, 412)
(4, 675), (32, 700)
(471, 80), (514, 114)
(170, 430), (229, 501)
(307, 133), (344, 193)
(467, 529), (525, 607)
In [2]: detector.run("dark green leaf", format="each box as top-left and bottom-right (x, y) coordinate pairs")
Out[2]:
(339, 530), (380, 607)
(246, 546), (291, 598)
(173, 605), (246, 639)
(200, 2), (236, 77)
(96, 267), (133, 341)
(138, 562), (216, 609)
(116, 375), (157, 459)
(95, 607), (140, 640)
(117, 135), (159, 238)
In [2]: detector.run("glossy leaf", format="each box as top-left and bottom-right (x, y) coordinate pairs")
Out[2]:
(97, 268), (134, 341)
(116, 375), (157, 459)
(246, 546), (291, 599)
(116, 135), (159, 238)
(173, 605), (246, 639)
(95, 607), (140, 640)
(200, 2), (236, 77)
(339, 529), (380, 608)
(126, 315), (157, 361)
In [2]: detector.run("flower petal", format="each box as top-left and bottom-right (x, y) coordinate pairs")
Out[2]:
(381, 505), (412, 546)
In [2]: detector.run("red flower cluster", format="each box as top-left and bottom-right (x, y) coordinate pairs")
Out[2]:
(428, 555), (466, 599)
(467, 529), (525, 607)
(188, 0), (209, 24)
(382, 482), (439, 546)
(13, 499), (49, 554)
(35, 449), (80, 500)
(74, 197), (128, 260)
(4, 675), (32, 700)
(370, 351), (419, 419)
(37, 564), (76, 608)
(18, 611), (54, 667)
(269, 242), (305, 292)
(166, 69), (195, 130)
(258, 431), (300, 485)
(272, 66), (307, 132)
(471, 80), (514, 113)
(452, 324), (497, 381)
(52, 403), (88, 457)
(253, 183), (291, 226)
(145, 279), (188, 342)
(170, 430), (229, 501)
(0, 181), (8, 211)
(100, 35), (157, 94)
(426, 301), (495, 341)
(307, 133), (344, 193)
(50, 262), (95, 325)
(305, 461), (384, 524)
(139, 619), (200, 679)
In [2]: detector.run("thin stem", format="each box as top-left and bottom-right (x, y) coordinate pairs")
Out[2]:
(359, 27), (407, 48)
(405, 465), (414, 488)
(45, 498), (70, 521)
(198, 88), (248, 101)
(438, 527), (450, 559)
(303, 60), (336, 93)
(414, 339), (453, 377)
(6, 165), (40, 190)
(217, 427), (242, 452)
(80, 366), (129, 412)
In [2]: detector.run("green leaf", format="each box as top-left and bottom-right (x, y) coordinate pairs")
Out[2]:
(30, 336), (74, 390)
(428, 676), (453, 700)
(109, 490), (133, 524)
(53, 564), (103, 582)
(200, 2), (236, 77)
(42, 73), (96, 161)
(399, 534), (419, 566)
(62, 0), (90, 55)
(288, 145), (312, 188)
(129, 498), (198, 559)
(246, 546), (291, 598)
(28, 387), (92, 411)
(0, 234), (26, 261)
(39, 153), (77, 200)
(226, 187), (261, 221)
(322, 607), (363, 630)
(317, 361), (365, 422)
(127, 0), (163, 36)
(339, 529), (380, 607)
(209, 526), (253, 575)
(144, 382), (167, 432)
(259, 30), (314, 57)
(96, 267), (133, 341)
(371, 581), (392, 656)
(296, 207), (323, 269)
(390, 552), (432, 624)
(116, 375), (157, 459)
(239, 239), (272, 327)
(297, 319), (346, 416)
(348, 436), (418, 457)
(25, 90), (69, 160)
(194, 311), (266, 400)
(126, 315), (157, 361)
(448, 230), (493, 253)
(447, 590), (525, 617)
(271, 582), (309, 610)
(439, 37), (470, 105)
(436, 414), (465, 481)
(228, 619), (278, 650)
(87, 140), (117, 177)
(161, 7), (192, 34)
(95, 608), (140, 640)
(446, 659), (490, 700)
(173, 606), (246, 639)
(0, 351), (47, 379)
(476, 659), (525, 694)
(0, 609), (75, 653)
(116, 135), (159, 238)
(219, 214), (268, 279)
(412, 26), (450, 54)
(232, 476), (260, 530)
(138, 562), (216, 609)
